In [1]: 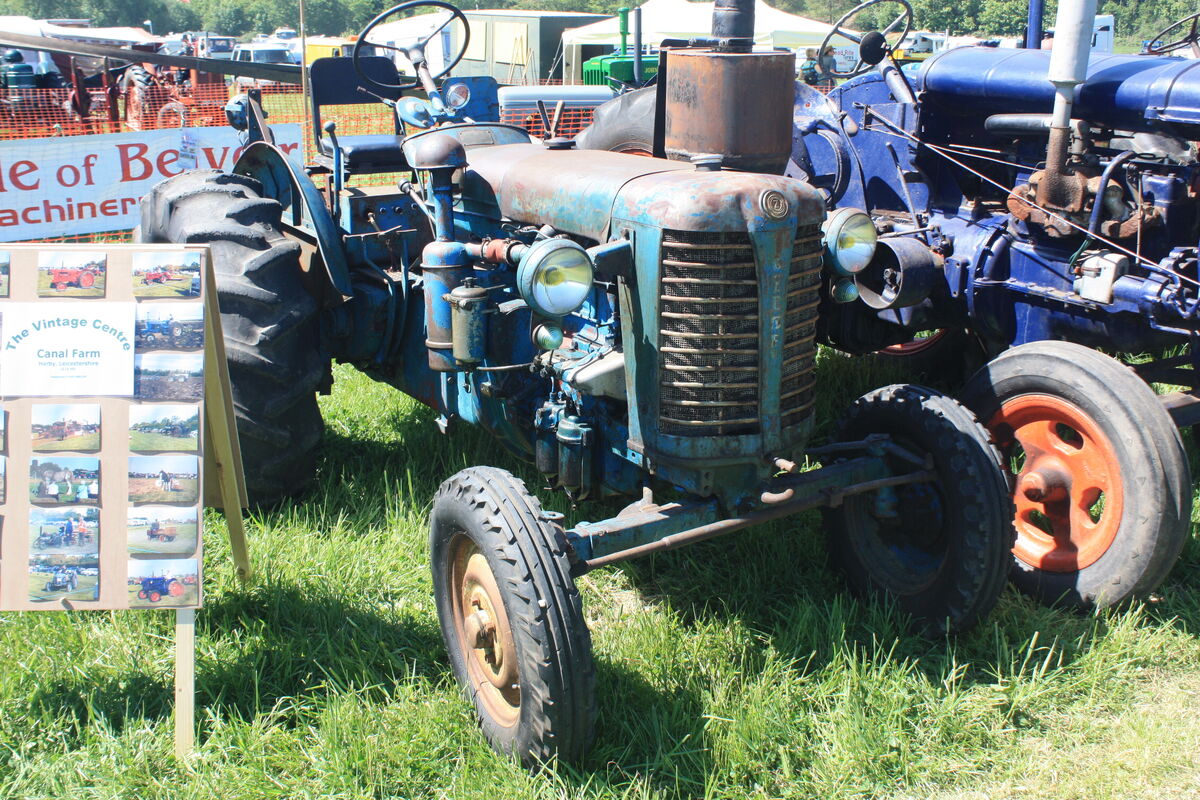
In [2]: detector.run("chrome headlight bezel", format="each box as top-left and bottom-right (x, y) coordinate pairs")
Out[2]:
(515, 238), (595, 317)
(822, 207), (878, 276)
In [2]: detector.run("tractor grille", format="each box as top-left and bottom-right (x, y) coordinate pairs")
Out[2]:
(782, 224), (823, 429)
(657, 225), (823, 437)
(659, 229), (760, 436)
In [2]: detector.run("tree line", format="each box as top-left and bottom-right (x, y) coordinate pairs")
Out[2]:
(0, 0), (1185, 45)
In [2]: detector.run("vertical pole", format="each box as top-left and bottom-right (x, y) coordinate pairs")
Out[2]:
(299, 0), (310, 144)
(174, 608), (196, 758)
(1025, 0), (1045, 49)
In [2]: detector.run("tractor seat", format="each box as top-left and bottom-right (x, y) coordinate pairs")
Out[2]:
(310, 56), (407, 172)
(319, 134), (405, 170)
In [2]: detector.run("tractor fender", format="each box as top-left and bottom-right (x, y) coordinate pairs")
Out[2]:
(232, 141), (353, 303)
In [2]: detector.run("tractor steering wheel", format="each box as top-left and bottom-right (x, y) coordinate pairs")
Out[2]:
(1143, 12), (1200, 57)
(353, 0), (471, 92)
(819, 0), (914, 79)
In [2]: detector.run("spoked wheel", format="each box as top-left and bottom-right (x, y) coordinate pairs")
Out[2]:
(962, 341), (1191, 609)
(824, 384), (1013, 634)
(430, 466), (595, 766)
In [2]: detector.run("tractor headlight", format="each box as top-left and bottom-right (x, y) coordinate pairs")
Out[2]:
(516, 239), (595, 317)
(822, 207), (877, 276)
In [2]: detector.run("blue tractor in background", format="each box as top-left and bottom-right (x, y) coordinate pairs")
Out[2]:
(138, 0), (1014, 765)
(785, 0), (1200, 611)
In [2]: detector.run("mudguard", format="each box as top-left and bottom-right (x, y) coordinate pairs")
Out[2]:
(233, 141), (354, 302)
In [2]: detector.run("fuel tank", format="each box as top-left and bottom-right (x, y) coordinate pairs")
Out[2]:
(918, 47), (1200, 130)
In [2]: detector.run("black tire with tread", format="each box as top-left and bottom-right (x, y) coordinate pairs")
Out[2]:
(573, 86), (655, 154)
(824, 384), (1014, 634)
(962, 341), (1191, 609)
(430, 466), (596, 766)
(136, 170), (325, 505)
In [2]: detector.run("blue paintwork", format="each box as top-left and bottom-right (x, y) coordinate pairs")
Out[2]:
(795, 47), (1200, 367)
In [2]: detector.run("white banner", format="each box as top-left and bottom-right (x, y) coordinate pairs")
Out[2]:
(1, 301), (136, 396)
(0, 124), (303, 242)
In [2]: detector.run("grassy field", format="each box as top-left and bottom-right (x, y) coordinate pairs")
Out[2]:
(129, 430), (198, 452)
(127, 583), (200, 608)
(133, 277), (195, 298)
(127, 522), (200, 557)
(128, 477), (199, 504)
(28, 480), (97, 505)
(32, 432), (100, 452)
(28, 572), (98, 604)
(0, 359), (1198, 799)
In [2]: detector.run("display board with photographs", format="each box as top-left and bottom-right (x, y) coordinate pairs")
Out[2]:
(0, 245), (210, 611)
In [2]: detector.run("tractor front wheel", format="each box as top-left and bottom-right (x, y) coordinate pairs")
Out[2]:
(824, 384), (1013, 634)
(149, 590), (162, 602)
(137, 589), (147, 599)
(962, 341), (1190, 609)
(137, 170), (326, 505)
(430, 466), (595, 766)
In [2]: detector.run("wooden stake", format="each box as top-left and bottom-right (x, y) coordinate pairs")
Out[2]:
(174, 608), (196, 758)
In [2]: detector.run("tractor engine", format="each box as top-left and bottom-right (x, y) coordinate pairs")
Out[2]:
(458, 144), (827, 503)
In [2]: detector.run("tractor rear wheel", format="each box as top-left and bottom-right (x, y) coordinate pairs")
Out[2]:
(137, 170), (326, 505)
(430, 466), (595, 766)
(123, 65), (161, 130)
(962, 341), (1190, 609)
(824, 384), (1013, 634)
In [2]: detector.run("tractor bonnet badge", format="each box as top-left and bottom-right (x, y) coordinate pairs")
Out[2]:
(760, 190), (789, 219)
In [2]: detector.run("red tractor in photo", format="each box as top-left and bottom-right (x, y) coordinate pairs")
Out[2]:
(141, 268), (179, 284)
(145, 519), (178, 542)
(48, 266), (98, 290)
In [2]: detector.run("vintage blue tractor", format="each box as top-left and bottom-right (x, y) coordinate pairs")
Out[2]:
(137, 0), (1014, 764)
(780, 0), (1200, 611)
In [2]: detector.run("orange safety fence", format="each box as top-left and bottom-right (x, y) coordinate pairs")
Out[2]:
(0, 81), (598, 242)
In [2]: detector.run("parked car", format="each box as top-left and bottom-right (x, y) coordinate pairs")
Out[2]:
(231, 44), (294, 87)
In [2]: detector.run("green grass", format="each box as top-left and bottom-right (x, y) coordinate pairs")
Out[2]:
(133, 277), (196, 298)
(129, 430), (198, 452)
(128, 478), (199, 504)
(32, 432), (100, 452)
(127, 523), (200, 557)
(0, 358), (1198, 798)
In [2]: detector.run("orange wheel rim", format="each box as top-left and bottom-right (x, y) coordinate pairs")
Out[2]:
(881, 329), (950, 355)
(988, 394), (1124, 572)
(449, 535), (520, 727)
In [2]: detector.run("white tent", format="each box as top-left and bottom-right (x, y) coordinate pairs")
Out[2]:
(561, 0), (841, 83)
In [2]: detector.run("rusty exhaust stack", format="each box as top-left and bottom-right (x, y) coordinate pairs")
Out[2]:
(711, 0), (755, 50)
(1036, 0), (1097, 208)
(662, 0), (794, 173)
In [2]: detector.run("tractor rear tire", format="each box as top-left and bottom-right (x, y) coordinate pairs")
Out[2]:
(430, 466), (596, 766)
(137, 170), (326, 505)
(573, 86), (655, 155)
(823, 384), (1014, 635)
(961, 341), (1191, 609)
(123, 65), (160, 129)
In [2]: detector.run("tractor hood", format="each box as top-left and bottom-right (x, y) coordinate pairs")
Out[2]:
(460, 144), (825, 241)
(461, 144), (693, 241)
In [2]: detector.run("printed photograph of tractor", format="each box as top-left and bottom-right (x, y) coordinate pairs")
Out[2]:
(137, 0), (1015, 764)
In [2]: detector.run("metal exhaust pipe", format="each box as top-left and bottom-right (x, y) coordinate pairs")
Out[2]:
(1037, 0), (1097, 207)
(711, 0), (755, 48)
